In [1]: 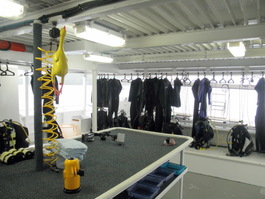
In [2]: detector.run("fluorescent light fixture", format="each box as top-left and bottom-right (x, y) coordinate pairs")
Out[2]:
(0, 0), (24, 18)
(74, 22), (125, 47)
(227, 42), (246, 57)
(83, 53), (113, 63)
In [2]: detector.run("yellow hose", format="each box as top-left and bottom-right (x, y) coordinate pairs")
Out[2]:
(36, 47), (59, 166)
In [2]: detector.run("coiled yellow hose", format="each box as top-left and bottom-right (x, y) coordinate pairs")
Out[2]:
(36, 47), (59, 166)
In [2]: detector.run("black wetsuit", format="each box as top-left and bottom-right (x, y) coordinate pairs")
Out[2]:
(97, 78), (108, 107)
(192, 78), (200, 138)
(107, 78), (122, 127)
(171, 77), (183, 108)
(144, 78), (156, 117)
(153, 78), (163, 132)
(159, 78), (173, 123)
(255, 77), (265, 152)
(129, 78), (143, 129)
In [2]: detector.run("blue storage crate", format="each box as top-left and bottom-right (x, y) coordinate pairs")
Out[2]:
(149, 167), (175, 182)
(127, 182), (160, 199)
(160, 162), (186, 176)
(138, 174), (165, 188)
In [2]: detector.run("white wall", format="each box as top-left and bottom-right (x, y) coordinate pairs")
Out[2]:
(0, 65), (20, 122)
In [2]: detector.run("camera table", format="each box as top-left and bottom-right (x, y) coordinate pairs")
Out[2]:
(87, 127), (193, 199)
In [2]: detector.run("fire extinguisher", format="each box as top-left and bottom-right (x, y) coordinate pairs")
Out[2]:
(63, 157), (84, 193)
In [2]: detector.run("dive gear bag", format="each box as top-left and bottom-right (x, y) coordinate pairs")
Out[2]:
(227, 124), (254, 157)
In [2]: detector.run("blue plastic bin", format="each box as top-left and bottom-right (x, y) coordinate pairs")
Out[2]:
(127, 182), (160, 199)
(149, 167), (175, 182)
(138, 174), (165, 188)
(160, 162), (186, 176)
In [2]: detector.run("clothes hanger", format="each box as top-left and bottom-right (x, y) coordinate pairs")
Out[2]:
(219, 72), (226, 83)
(180, 72), (184, 82)
(249, 72), (254, 83)
(1, 63), (15, 76)
(240, 72), (245, 85)
(183, 72), (191, 85)
(121, 73), (127, 82)
(176, 73), (179, 80)
(148, 73), (152, 79)
(24, 65), (34, 76)
(127, 73), (133, 83)
(142, 73), (145, 80)
(0, 63), (5, 75)
(210, 72), (217, 83)
(228, 72), (234, 83)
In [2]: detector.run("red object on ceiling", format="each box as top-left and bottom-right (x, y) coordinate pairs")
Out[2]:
(0, 40), (26, 52)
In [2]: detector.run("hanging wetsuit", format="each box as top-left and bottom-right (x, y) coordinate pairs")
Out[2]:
(97, 78), (108, 107)
(144, 78), (156, 117)
(152, 78), (163, 132)
(129, 78), (144, 129)
(198, 77), (212, 118)
(107, 78), (122, 127)
(159, 78), (173, 123)
(192, 78), (200, 137)
(255, 77), (265, 152)
(171, 77), (183, 108)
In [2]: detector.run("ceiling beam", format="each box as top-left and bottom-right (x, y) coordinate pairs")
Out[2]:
(63, 0), (181, 25)
(61, 23), (265, 56)
(125, 24), (265, 48)
(116, 57), (265, 70)
(114, 48), (265, 63)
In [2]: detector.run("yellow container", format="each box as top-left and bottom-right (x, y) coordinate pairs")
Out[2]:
(63, 158), (82, 193)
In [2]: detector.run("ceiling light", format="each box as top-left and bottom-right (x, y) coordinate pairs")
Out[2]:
(227, 42), (246, 57)
(74, 22), (125, 47)
(83, 53), (113, 63)
(0, 0), (24, 18)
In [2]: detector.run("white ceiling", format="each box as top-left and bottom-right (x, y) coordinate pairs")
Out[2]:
(0, 0), (265, 73)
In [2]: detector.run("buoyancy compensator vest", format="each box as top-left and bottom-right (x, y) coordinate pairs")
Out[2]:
(162, 121), (183, 135)
(114, 110), (130, 128)
(227, 124), (254, 157)
(190, 117), (214, 149)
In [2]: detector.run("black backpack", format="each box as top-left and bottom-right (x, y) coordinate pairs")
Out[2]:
(191, 118), (214, 149)
(227, 125), (254, 157)
(162, 122), (183, 135)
